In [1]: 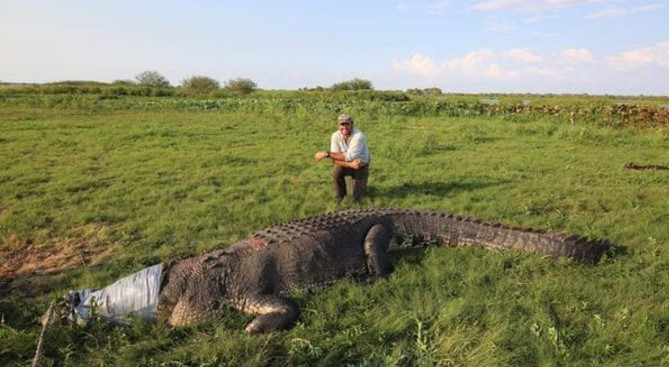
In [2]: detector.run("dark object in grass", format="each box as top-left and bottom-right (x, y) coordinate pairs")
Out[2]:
(624, 162), (669, 170)
(58, 208), (613, 334)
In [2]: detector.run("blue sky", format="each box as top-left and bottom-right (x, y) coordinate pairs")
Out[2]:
(1, 0), (668, 95)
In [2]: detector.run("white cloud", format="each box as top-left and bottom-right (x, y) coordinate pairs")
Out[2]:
(391, 41), (669, 94)
(434, 49), (524, 81)
(583, 8), (626, 19)
(637, 3), (668, 11)
(393, 53), (439, 76)
(442, 49), (496, 73)
(473, 0), (529, 11)
(562, 48), (593, 63)
(486, 63), (520, 79)
(608, 41), (669, 70)
(584, 3), (666, 19)
(504, 48), (542, 62)
(439, 48), (536, 80)
(657, 41), (669, 68)
(472, 0), (624, 12)
(473, 0), (596, 12)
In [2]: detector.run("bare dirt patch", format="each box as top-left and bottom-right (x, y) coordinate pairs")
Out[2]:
(0, 225), (116, 297)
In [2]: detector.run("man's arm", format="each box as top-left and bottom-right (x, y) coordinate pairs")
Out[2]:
(314, 132), (342, 161)
(333, 160), (364, 169)
(328, 151), (365, 170)
(314, 151), (365, 169)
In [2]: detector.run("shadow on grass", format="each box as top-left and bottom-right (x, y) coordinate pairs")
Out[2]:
(370, 179), (508, 199)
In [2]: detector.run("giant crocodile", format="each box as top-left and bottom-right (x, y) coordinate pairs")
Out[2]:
(60, 207), (611, 334)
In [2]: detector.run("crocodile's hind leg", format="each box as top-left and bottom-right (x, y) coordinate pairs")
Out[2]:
(364, 223), (393, 279)
(240, 295), (299, 335)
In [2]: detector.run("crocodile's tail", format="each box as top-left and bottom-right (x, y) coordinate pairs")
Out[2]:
(385, 209), (611, 264)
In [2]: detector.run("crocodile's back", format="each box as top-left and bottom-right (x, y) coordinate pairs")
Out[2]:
(227, 211), (395, 293)
(231, 207), (609, 264)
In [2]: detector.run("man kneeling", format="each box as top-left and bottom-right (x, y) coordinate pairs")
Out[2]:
(314, 113), (371, 203)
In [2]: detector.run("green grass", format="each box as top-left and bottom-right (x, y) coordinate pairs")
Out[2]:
(1, 99), (669, 366)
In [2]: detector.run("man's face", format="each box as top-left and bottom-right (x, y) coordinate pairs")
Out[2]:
(338, 122), (352, 137)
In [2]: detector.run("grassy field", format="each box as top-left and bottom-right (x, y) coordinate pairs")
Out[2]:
(1, 93), (669, 366)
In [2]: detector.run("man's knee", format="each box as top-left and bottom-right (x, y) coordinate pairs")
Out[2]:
(351, 166), (369, 200)
(352, 181), (367, 200)
(332, 165), (344, 176)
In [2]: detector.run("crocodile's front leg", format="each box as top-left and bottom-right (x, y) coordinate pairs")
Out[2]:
(235, 294), (299, 334)
(364, 223), (393, 279)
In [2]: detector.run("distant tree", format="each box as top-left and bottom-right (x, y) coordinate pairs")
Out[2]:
(299, 86), (325, 91)
(181, 75), (220, 94)
(406, 87), (442, 96)
(224, 78), (257, 94)
(423, 87), (442, 96)
(112, 79), (136, 86)
(331, 78), (374, 91)
(135, 70), (171, 87)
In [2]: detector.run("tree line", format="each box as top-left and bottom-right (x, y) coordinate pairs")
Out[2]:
(132, 71), (395, 95)
(133, 70), (256, 95)
(2, 71), (446, 97)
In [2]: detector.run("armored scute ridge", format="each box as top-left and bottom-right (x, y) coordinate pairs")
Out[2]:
(66, 208), (612, 334)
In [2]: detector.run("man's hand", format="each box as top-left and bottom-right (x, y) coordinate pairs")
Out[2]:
(350, 159), (365, 170)
(314, 151), (329, 161)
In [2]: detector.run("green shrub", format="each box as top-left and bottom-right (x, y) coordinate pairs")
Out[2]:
(180, 76), (220, 95)
(224, 78), (257, 94)
(331, 78), (374, 91)
(135, 70), (171, 88)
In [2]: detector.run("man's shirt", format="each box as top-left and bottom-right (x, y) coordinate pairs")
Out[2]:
(330, 127), (370, 164)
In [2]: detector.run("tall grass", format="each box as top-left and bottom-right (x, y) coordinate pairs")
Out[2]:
(1, 97), (669, 366)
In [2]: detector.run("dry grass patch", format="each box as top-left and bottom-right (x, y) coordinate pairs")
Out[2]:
(0, 224), (116, 297)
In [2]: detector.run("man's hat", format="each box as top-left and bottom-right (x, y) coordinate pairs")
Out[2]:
(337, 113), (353, 124)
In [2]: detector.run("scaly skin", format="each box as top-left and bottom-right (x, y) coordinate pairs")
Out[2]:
(155, 208), (611, 334)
